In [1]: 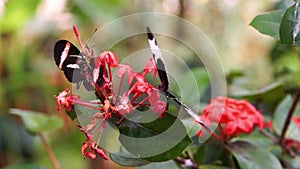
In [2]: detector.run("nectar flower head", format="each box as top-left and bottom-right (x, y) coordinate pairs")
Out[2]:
(95, 51), (119, 67)
(198, 96), (264, 137)
(77, 125), (108, 160)
(131, 73), (154, 96)
(54, 88), (79, 111)
(116, 64), (136, 85)
(148, 89), (167, 117)
(143, 58), (158, 77)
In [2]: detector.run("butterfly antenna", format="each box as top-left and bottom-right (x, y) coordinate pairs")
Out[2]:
(86, 28), (98, 45)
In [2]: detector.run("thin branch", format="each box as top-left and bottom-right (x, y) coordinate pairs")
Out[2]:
(226, 149), (236, 169)
(39, 133), (61, 169)
(259, 128), (278, 143)
(278, 88), (300, 146)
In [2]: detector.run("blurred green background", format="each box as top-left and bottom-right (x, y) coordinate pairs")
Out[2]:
(0, 0), (296, 168)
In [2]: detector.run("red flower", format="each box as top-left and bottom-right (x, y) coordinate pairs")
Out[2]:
(54, 88), (79, 111)
(148, 89), (167, 117)
(199, 97), (264, 137)
(293, 116), (300, 129)
(143, 58), (158, 77)
(116, 64), (136, 85)
(77, 125), (108, 160)
(284, 138), (300, 154)
(131, 73), (155, 96)
(95, 51), (119, 67)
(264, 120), (273, 129)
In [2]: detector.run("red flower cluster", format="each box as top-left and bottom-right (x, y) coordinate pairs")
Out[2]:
(77, 125), (108, 160)
(55, 50), (167, 160)
(198, 96), (264, 138)
(54, 88), (79, 111)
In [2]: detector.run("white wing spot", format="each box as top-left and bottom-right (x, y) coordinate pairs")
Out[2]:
(66, 64), (80, 69)
(148, 38), (163, 63)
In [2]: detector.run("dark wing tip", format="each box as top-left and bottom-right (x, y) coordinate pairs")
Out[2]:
(146, 27), (154, 40)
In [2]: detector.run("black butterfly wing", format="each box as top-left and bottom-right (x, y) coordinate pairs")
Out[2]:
(146, 27), (210, 130)
(146, 27), (169, 92)
(54, 40), (83, 82)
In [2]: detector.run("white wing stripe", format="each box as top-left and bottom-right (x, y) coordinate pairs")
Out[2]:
(66, 64), (80, 69)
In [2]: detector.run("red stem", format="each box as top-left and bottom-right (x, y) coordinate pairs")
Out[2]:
(108, 65), (113, 82)
(210, 130), (222, 141)
(130, 93), (140, 103)
(218, 123), (225, 141)
(71, 99), (102, 110)
(116, 74), (125, 103)
(132, 97), (149, 110)
(96, 125), (104, 148)
(76, 99), (102, 104)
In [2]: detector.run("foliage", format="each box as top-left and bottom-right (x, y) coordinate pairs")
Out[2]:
(1, 0), (300, 169)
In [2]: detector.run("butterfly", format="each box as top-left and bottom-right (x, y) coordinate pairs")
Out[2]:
(146, 27), (209, 130)
(53, 26), (105, 91)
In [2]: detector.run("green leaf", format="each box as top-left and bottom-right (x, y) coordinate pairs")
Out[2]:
(201, 165), (231, 169)
(110, 145), (149, 166)
(273, 95), (300, 141)
(233, 130), (273, 148)
(273, 95), (293, 134)
(192, 67), (210, 96)
(138, 160), (178, 169)
(250, 10), (283, 40)
(227, 141), (283, 169)
(194, 146), (205, 164)
(10, 109), (63, 134)
(66, 109), (77, 120)
(230, 82), (285, 111)
(282, 154), (300, 168)
(279, 4), (300, 44)
(3, 163), (45, 169)
(115, 113), (192, 162)
(110, 153), (149, 167)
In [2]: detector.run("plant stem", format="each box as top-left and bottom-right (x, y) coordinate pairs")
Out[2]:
(116, 74), (125, 103)
(259, 128), (278, 143)
(278, 88), (300, 146)
(39, 133), (61, 169)
(226, 149), (236, 169)
(71, 99), (102, 110)
(218, 123), (225, 140)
